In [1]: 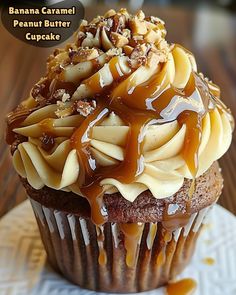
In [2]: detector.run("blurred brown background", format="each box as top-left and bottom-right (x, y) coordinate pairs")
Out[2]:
(0, 0), (235, 217)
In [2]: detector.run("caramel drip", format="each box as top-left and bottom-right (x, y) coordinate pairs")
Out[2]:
(119, 223), (144, 268)
(111, 63), (167, 112)
(109, 56), (125, 80)
(156, 230), (172, 265)
(202, 257), (215, 265)
(162, 212), (191, 232)
(157, 249), (166, 266)
(85, 72), (103, 93)
(71, 101), (151, 225)
(162, 204), (191, 232)
(178, 112), (202, 176)
(71, 59), (219, 228)
(96, 226), (107, 266)
(164, 231), (173, 243)
(98, 248), (107, 266)
(166, 278), (197, 295)
(71, 105), (109, 225)
(71, 59), (153, 225)
(111, 65), (206, 176)
(84, 56), (124, 93)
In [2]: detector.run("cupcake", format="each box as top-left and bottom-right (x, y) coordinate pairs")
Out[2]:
(6, 9), (233, 293)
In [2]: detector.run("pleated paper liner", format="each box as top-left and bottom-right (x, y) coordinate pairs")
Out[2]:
(30, 198), (211, 293)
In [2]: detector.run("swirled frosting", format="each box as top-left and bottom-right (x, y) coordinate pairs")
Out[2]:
(7, 9), (233, 224)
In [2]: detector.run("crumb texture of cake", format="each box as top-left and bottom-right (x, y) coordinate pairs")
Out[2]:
(6, 9), (233, 225)
(23, 161), (223, 223)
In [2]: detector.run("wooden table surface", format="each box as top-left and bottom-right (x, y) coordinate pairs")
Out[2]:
(0, 5), (235, 218)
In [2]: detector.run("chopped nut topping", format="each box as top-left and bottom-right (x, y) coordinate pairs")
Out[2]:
(144, 29), (161, 43)
(71, 9), (169, 62)
(136, 10), (145, 21)
(158, 39), (168, 51)
(110, 32), (129, 48)
(65, 43), (77, 52)
(145, 21), (157, 30)
(129, 44), (150, 68)
(106, 48), (123, 57)
(147, 50), (166, 67)
(129, 17), (147, 35)
(76, 100), (97, 117)
(84, 31), (93, 38)
(55, 101), (74, 118)
(150, 16), (165, 25)
(122, 28), (131, 39)
(133, 34), (144, 41)
(31, 80), (49, 105)
(123, 45), (133, 55)
(69, 48), (99, 63)
(112, 14), (126, 33)
(62, 93), (71, 102)
(46, 9), (170, 83)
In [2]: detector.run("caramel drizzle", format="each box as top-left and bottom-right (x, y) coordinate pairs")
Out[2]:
(71, 100), (150, 225)
(112, 67), (206, 176)
(156, 230), (172, 265)
(69, 57), (219, 267)
(96, 226), (107, 266)
(71, 58), (217, 226)
(202, 257), (215, 265)
(71, 68), (208, 225)
(162, 205), (191, 232)
(71, 105), (109, 225)
(119, 223), (144, 268)
(166, 278), (197, 295)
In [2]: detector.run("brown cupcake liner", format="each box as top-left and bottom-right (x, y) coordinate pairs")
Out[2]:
(30, 197), (212, 293)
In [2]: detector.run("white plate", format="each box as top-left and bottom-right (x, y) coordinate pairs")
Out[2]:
(0, 201), (236, 295)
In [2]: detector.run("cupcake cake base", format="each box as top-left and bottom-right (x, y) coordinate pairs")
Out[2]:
(25, 162), (222, 293)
